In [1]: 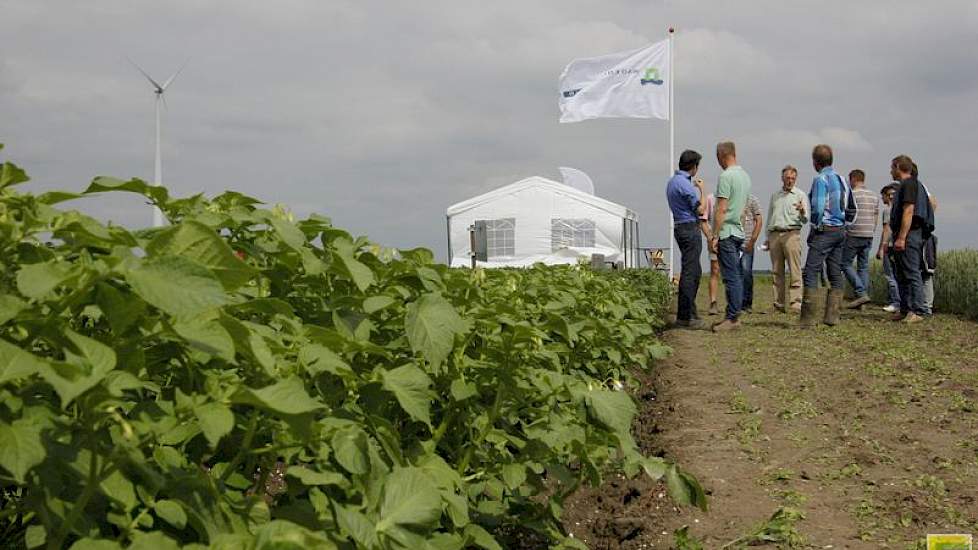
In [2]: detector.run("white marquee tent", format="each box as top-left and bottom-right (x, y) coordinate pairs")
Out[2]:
(446, 176), (640, 268)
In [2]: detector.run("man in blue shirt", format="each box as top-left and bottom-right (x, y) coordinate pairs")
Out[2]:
(666, 149), (708, 328)
(800, 144), (847, 327)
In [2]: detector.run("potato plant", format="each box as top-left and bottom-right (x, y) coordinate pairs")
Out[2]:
(0, 146), (702, 550)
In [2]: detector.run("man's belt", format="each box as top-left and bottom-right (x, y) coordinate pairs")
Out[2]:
(769, 227), (801, 232)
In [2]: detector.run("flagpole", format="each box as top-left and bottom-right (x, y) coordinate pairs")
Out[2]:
(667, 27), (675, 280)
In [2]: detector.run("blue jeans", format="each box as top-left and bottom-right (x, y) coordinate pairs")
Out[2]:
(717, 236), (744, 320)
(892, 228), (926, 315)
(881, 250), (901, 307)
(842, 235), (873, 297)
(674, 222), (702, 321)
(740, 250), (754, 309)
(803, 229), (845, 289)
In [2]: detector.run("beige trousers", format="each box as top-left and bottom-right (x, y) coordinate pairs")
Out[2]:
(769, 230), (802, 307)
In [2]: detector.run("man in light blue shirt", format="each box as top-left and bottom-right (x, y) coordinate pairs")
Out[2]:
(800, 144), (847, 327)
(666, 149), (709, 328)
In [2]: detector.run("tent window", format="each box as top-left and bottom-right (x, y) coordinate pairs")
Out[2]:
(551, 218), (596, 250)
(484, 218), (516, 258)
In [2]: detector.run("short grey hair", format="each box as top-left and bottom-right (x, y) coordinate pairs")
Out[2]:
(781, 164), (798, 176)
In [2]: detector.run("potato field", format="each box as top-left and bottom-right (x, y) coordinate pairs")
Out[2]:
(0, 150), (701, 550)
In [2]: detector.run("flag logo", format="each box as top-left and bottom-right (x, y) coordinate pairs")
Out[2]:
(927, 534), (973, 550)
(640, 68), (664, 86)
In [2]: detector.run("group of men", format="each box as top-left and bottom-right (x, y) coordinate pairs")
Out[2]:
(666, 141), (937, 332)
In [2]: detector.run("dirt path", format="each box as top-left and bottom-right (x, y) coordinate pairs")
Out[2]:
(560, 280), (978, 549)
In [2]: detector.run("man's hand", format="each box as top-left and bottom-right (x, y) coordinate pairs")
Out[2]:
(794, 200), (805, 214)
(876, 248), (884, 260)
(693, 177), (705, 189)
(894, 236), (906, 252)
(746, 239), (756, 251)
(709, 236), (719, 254)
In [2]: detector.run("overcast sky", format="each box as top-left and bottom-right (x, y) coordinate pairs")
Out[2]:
(3, 1), (976, 267)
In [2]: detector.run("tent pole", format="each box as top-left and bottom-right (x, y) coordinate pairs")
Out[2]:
(622, 217), (627, 268)
(446, 215), (452, 266)
(635, 220), (641, 268)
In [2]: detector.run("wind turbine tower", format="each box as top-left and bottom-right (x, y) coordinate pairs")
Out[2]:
(129, 58), (186, 227)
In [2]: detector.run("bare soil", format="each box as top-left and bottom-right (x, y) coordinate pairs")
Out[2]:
(557, 278), (978, 549)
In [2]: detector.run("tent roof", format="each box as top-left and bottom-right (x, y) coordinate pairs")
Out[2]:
(446, 176), (637, 220)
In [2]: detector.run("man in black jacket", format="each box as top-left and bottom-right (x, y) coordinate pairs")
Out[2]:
(888, 155), (930, 323)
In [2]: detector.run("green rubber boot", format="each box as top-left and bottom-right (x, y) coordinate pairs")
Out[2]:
(824, 289), (844, 326)
(799, 287), (819, 329)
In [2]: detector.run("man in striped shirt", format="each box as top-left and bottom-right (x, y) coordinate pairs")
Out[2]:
(842, 170), (880, 308)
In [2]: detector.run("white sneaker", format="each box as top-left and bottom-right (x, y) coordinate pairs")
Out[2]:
(882, 304), (898, 313)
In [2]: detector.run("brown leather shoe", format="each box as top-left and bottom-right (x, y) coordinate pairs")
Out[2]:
(903, 312), (924, 324)
(675, 319), (709, 330)
(712, 319), (741, 332)
(890, 312), (907, 322)
(846, 295), (871, 309)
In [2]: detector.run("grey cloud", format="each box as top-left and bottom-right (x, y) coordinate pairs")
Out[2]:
(1, 0), (976, 265)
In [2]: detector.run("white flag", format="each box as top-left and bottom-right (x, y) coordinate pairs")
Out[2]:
(558, 39), (670, 123)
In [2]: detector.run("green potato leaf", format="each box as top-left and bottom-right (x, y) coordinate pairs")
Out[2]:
(147, 220), (256, 290)
(0, 418), (45, 483)
(232, 377), (324, 416)
(194, 401), (235, 449)
(376, 467), (442, 532)
(379, 364), (434, 427)
(405, 293), (464, 370)
(0, 339), (50, 384)
(125, 255), (230, 319)
(585, 388), (636, 437)
(154, 499), (188, 530)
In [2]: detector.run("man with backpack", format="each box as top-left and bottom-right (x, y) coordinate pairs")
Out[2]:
(800, 144), (852, 328)
(912, 163), (938, 315)
(888, 155), (931, 323)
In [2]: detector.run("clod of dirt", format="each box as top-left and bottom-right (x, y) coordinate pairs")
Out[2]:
(611, 517), (644, 541)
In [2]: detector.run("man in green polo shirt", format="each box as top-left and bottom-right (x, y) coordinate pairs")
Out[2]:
(709, 141), (752, 331)
(764, 165), (809, 312)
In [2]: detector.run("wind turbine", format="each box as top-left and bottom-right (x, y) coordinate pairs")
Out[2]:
(128, 57), (187, 227)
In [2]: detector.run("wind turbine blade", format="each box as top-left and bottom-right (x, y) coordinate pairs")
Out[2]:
(161, 93), (169, 112)
(161, 58), (189, 91)
(127, 56), (163, 91)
